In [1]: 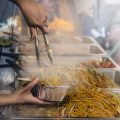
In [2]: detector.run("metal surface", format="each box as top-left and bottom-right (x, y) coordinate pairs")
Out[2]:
(3, 104), (120, 120)
(82, 36), (96, 44)
(34, 35), (40, 65)
(0, 68), (15, 87)
(52, 55), (120, 84)
(43, 34), (53, 64)
(52, 55), (118, 67)
(2, 117), (120, 120)
(51, 43), (106, 56)
(103, 88), (120, 94)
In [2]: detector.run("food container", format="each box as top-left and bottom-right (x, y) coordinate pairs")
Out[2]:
(54, 55), (120, 84)
(18, 55), (120, 85)
(17, 35), (105, 56)
(50, 43), (106, 55)
(102, 88), (120, 94)
(36, 84), (69, 102)
(82, 36), (95, 44)
(52, 55), (118, 67)
(17, 76), (69, 102)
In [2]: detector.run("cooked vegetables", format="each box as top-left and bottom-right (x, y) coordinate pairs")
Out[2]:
(49, 18), (74, 32)
(0, 37), (13, 46)
(79, 60), (115, 68)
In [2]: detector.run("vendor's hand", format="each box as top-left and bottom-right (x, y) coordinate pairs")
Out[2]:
(11, 77), (51, 105)
(14, 0), (49, 40)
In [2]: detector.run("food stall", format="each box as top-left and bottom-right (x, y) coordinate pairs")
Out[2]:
(1, 0), (120, 120)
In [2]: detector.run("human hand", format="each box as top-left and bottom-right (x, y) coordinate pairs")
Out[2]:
(11, 77), (51, 105)
(14, 0), (49, 40)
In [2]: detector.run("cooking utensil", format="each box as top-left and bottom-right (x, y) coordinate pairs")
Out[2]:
(0, 64), (12, 68)
(34, 33), (40, 65)
(3, 31), (18, 38)
(2, 32), (24, 46)
(0, 52), (22, 60)
(43, 34), (53, 64)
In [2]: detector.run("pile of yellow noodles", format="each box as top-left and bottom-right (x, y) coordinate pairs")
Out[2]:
(39, 69), (72, 86)
(72, 68), (119, 88)
(58, 68), (120, 117)
(49, 18), (74, 32)
(59, 87), (120, 117)
(40, 76), (62, 86)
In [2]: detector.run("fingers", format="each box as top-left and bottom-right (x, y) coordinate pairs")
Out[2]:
(30, 97), (53, 105)
(23, 77), (39, 92)
(29, 25), (48, 41)
(39, 26), (49, 34)
(29, 27), (37, 41)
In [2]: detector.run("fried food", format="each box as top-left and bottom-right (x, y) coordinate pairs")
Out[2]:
(49, 18), (74, 32)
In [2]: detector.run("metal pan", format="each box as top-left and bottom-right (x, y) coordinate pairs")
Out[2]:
(50, 43), (106, 56)
(52, 55), (120, 83)
(3, 103), (120, 120)
(2, 116), (120, 120)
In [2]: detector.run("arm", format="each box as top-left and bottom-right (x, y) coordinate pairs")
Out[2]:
(0, 94), (16, 106)
(9, 0), (48, 40)
(0, 78), (51, 106)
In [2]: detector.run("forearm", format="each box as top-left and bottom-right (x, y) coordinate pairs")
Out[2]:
(0, 94), (16, 106)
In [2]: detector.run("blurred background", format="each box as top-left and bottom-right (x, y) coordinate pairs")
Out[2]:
(0, 0), (120, 65)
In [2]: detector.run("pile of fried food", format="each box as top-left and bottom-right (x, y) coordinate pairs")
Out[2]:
(78, 59), (115, 68)
(58, 68), (120, 117)
(39, 69), (72, 86)
(49, 18), (74, 32)
(18, 67), (120, 117)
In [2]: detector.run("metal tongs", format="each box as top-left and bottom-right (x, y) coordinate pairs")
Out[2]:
(34, 33), (40, 65)
(34, 30), (53, 65)
(43, 33), (53, 64)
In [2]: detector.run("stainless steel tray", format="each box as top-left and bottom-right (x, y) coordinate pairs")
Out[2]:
(18, 44), (105, 56)
(2, 116), (120, 120)
(82, 36), (96, 44)
(52, 55), (119, 67)
(53, 55), (120, 84)
(18, 55), (120, 85)
(51, 43), (106, 55)
(2, 105), (120, 120)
